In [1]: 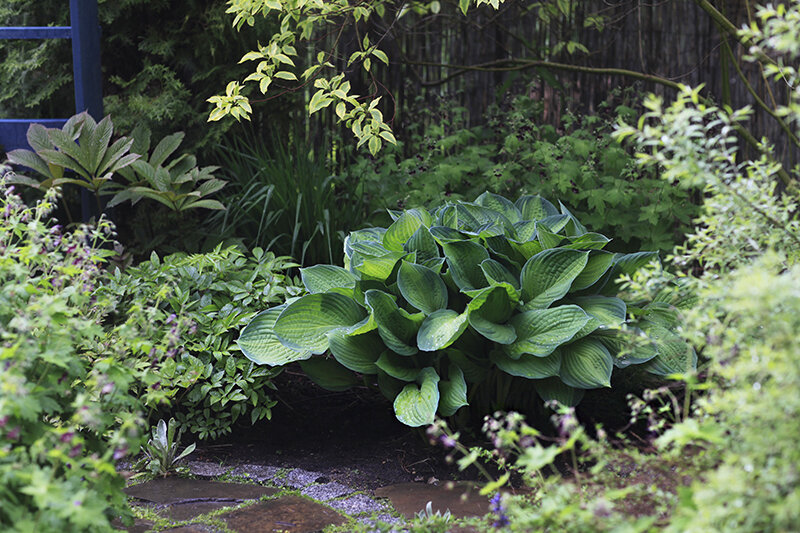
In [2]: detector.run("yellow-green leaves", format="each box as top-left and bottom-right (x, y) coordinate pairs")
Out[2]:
(394, 368), (441, 426)
(207, 81), (251, 122)
(238, 306), (312, 365)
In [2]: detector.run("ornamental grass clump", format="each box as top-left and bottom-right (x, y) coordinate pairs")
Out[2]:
(238, 192), (694, 426)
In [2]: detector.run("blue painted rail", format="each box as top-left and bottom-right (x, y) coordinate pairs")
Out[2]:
(0, 0), (103, 154)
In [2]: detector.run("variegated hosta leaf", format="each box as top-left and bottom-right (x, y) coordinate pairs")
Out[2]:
(429, 225), (465, 244)
(417, 309), (469, 352)
(475, 191), (523, 223)
(442, 240), (490, 291)
(492, 349), (561, 379)
(299, 358), (359, 391)
(273, 293), (367, 354)
(467, 286), (516, 344)
(383, 209), (431, 251)
(534, 377), (585, 407)
(559, 201), (588, 236)
(595, 251), (660, 294)
(301, 264), (357, 293)
(237, 305), (312, 365)
(344, 228), (387, 260)
(520, 249), (589, 309)
(538, 214), (570, 233)
(515, 194), (558, 221)
(393, 367), (441, 427)
(352, 249), (406, 282)
(535, 224), (564, 250)
(327, 329), (382, 373)
(560, 338), (614, 389)
(365, 289), (422, 355)
(505, 305), (589, 358)
(438, 365), (468, 416)
(480, 258), (521, 290)
(397, 261), (448, 315)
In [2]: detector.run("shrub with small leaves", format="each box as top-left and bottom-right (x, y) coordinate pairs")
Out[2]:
(98, 245), (304, 439)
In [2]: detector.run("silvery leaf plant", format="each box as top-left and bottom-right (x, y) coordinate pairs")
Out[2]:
(238, 192), (694, 426)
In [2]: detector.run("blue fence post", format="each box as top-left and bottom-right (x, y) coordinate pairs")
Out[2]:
(70, 0), (103, 221)
(70, 0), (103, 120)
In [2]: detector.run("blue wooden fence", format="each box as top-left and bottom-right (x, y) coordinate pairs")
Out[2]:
(0, 0), (103, 153)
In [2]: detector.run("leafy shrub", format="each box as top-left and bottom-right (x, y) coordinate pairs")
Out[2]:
(237, 192), (694, 427)
(98, 245), (303, 439)
(0, 180), (146, 531)
(347, 93), (699, 252)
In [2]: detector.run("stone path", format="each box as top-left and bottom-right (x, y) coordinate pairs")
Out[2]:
(117, 461), (492, 532)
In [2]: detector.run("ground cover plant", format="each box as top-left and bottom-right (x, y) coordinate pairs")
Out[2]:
(97, 245), (303, 440)
(237, 191), (695, 427)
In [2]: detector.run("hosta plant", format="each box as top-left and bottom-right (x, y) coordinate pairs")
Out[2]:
(238, 192), (694, 426)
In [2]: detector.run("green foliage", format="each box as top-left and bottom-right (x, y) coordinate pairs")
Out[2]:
(350, 95), (698, 252)
(137, 418), (196, 478)
(110, 126), (226, 212)
(204, 132), (365, 265)
(5, 114), (227, 219)
(238, 192), (693, 426)
(0, 180), (146, 531)
(97, 245), (303, 440)
(0, 0), (284, 152)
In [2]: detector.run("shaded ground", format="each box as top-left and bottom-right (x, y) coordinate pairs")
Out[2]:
(189, 371), (484, 490)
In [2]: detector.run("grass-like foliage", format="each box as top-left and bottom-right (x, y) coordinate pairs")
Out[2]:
(237, 192), (694, 426)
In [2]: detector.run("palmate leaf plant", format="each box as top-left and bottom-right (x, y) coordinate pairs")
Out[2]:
(237, 192), (695, 427)
(109, 126), (227, 212)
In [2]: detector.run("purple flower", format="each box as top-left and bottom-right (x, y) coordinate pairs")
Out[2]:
(101, 382), (114, 395)
(69, 444), (82, 458)
(166, 313), (177, 324)
(490, 493), (510, 529)
(0, 415), (8, 428)
(113, 446), (128, 461)
(439, 435), (457, 449)
(7, 426), (20, 440)
(60, 432), (75, 443)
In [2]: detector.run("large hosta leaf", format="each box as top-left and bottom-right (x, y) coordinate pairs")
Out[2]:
(352, 250), (406, 282)
(438, 365), (468, 416)
(480, 259), (521, 290)
(572, 295), (627, 339)
(520, 249), (589, 309)
(515, 195), (558, 221)
(273, 293), (367, 354)
(404, 225), (440, 262)
(376, 350), (421, 382)
(505, 305), (589, 358)
(640, 322), (697, 376)
(417, 309), (469, 352)
(535, 377), (585, 406)
(572, 251), (614, 291)
(595, 251), (660, 294)
(394, 367), (441, 427)
(383, 209), (432, 251)
(237, 305), (312, 365)
(441, 240), (489, 291)
(447, 350), (490, 383)
(397, 261), (448, 315)
(467, 286), (516, 344)
(300, 265), (357, 293)
(299, 358), (359, 391)
(492, 349), (561, 379)
(476, 191), (522, 222)
(327, 329), (382, 373)
(560, 338), (613, 389)
(365, 289), (422, 355)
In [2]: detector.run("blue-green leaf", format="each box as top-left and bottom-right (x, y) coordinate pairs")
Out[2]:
(299, 358), (359, 391)
(520, 249), (589, 309)
(301, 265), (357, 293)
(397, 261), (448, 315)
(492, 349), (561, 379)
(237, 305), (312, 365)
(442, 240), (489, 291)
(365, 289), (422, 355)
(327, 329), (382, 373)
(438, 365), (468, 416)
(505, 305), (589, 358)
(534, 377), (585, 406)
(560, 338), (613, 389)
(273, 293), (367, 354)
(417, 309), (469, 351)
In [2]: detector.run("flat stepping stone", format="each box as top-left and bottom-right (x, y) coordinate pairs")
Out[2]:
(374, 482), (489, 519)
(125, 478), (277, 505)
(222, 494), (347, 532)
(163, 500), (237, 521)
(188, 461), (231, 478)
(163, 525), (222, 532)
(231, 464), (282, 482)
(301, 482), (354, 501)
(328, 493), (388, 515)
(281, 468), (324, 489)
